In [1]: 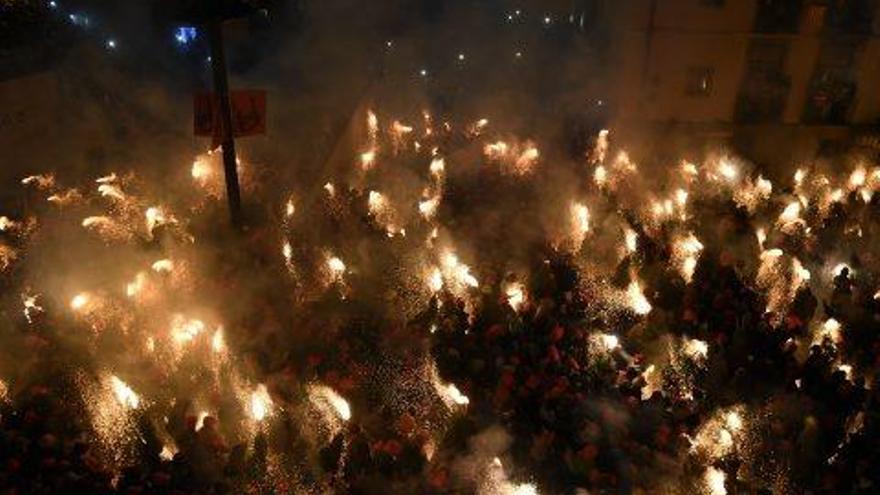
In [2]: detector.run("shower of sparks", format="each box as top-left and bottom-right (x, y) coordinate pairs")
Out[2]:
(250, 384), (273, 421)
(110, 375), (140, 409)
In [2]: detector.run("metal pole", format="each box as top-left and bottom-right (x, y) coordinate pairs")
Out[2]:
(207, 19), (243, 229)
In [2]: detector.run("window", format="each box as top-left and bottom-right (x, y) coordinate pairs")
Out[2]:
(736, 40), (791, 122)
(685, 67), (714, 96)
(803, 40), (862, 124)
(755, 0), (804, 33)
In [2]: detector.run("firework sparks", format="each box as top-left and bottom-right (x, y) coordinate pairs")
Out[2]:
(21, 173), (55, 189)
(427, 266), (444, 293)
(308, 384), (351, 421)
(0, 244), (17, 272)
(591, 129), (609, 164)
(441, 251), (479, 289)
(626, 280), (652, 315)
(505, 282), (527, 312)
(169, 315), (206, 345)
(250, 384), (273, 422)
(110, 375), (140, 409)
(151, 259), (174, 273)
(22, 292), (43, 323)
(672, 233), (704, 283)
(327, 255), (347, 281)
(0, 216), (19, 232)
(125, 271), (148, 298)
(97, 183), (126, 201)
(704, 467), (726, 495)
(70, 292), (92, 312)
(683, 338), (709, 360)
(429, 156), (446, 177)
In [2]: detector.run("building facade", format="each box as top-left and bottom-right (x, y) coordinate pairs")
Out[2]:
(603, 0), (880, 128)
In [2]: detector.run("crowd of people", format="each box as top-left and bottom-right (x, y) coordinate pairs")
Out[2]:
(3, 157), (880, 494)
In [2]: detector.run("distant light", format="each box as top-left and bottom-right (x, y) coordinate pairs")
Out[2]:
(515, 9), (521, 16)
(544, 15), (552, 25)
(515, 51), (522, 58)
(507, 14), (513, 21)
(106, 39), (116, 49)
(419, 68), (428, 77)
(174, 26), (198, 45)
(68, 13), (89, 26)
(48, 1), (57, 8)
(385, 40), (393, 48)
(597, 99), (604, 106)
(457, 53), (465, 61)
(206, 56), (212, 63)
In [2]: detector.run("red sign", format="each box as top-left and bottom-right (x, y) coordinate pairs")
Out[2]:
(194, 90), (266, 140)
